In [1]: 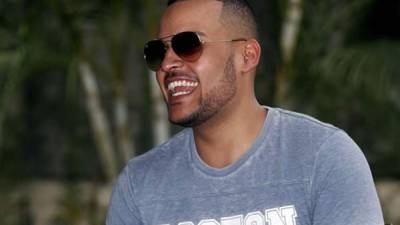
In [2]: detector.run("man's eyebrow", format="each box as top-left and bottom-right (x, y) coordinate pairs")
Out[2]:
(158, 33), (175, 40)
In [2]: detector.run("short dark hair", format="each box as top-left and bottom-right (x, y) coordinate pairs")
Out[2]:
(166, 0), (258, 38)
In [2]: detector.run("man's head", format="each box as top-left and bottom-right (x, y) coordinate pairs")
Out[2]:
(149, 0), (261, 128)
(167, 0), (258, 39)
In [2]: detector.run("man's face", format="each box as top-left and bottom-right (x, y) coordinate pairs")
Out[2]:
(156, 0), (240, 127)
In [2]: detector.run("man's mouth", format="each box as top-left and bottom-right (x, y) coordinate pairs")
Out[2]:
(167, 79), (199, 97)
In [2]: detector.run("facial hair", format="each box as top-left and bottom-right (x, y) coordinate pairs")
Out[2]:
(170, 54), (237, 127)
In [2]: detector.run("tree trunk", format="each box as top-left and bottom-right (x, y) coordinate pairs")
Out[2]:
(276, 0), (303, 105)
(79, 60), (117, 181)
(281, 0), (303, 63)
(149, 71), (170, 145)
(114, 82), (135, 163)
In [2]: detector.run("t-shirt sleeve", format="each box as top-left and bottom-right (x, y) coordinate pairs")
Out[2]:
(106, 165), (143, 225)
(310, 130), (384, 225)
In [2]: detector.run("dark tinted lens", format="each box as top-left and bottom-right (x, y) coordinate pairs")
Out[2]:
(144, 40), (166, 71)
(171, 32), (203, 61)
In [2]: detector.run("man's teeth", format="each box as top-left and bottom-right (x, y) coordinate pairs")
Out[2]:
(172, 91), (191, 97)
(168, 80), (199, 91)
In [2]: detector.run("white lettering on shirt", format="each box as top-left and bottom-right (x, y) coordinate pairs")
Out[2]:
(162, 205), (297, 225)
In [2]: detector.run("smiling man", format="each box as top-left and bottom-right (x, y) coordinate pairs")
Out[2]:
(106, 0), (384, 225)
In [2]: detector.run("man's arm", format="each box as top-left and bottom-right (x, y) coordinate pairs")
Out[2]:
(310, 130), (384, 225)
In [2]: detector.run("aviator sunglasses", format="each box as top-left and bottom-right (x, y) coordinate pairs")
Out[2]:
(144, 31), (247, 71)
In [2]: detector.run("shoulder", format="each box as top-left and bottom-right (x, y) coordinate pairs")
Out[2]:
(273, 108), (360, 155)
(272, 107), (339, 133)
(269, 108), (372, 181)
(125, 128), (191, 176)
(265, 107), (363, 179)
(269, 107), (343, 150)
(115, 128), (192, 197)
(106, 129), (193, 222)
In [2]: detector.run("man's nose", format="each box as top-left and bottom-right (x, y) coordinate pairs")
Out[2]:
(160, 47), (184, 72)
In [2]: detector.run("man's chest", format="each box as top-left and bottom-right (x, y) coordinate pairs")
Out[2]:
(136, 181), (312, 225)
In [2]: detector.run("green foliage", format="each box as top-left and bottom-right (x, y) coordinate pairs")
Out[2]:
(0, 0), (104, 181)
(288, 0), (400, 178)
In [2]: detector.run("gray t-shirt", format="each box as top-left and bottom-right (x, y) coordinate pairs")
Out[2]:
(106, 107), (384, 225)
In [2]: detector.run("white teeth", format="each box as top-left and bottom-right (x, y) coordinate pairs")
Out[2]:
(172, 91), (190, 97)
(167, 80), (199, 91)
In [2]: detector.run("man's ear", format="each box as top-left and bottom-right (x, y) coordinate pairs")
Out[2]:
(241, 39), (261, 73)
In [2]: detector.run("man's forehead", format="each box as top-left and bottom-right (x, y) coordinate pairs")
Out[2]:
(165, 0), (222, 12)
(159, 0), (224, 37)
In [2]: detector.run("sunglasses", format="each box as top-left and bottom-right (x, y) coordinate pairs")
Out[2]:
(144, 31), (247, 71)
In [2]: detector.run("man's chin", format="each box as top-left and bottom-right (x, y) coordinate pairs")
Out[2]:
(168, 110), (204, 128)
(169, 115), (197, 128)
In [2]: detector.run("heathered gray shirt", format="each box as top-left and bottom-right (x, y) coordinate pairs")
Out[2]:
(106, 107), (384, 225)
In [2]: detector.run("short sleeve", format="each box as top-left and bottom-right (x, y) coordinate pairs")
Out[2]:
(106, 166), (143, 225)
(310, 130), (384, 225)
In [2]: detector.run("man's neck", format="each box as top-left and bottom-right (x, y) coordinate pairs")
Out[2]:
(193, 103), (267, 169)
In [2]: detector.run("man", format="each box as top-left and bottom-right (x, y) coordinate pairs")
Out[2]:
(106, 0), (384, 224)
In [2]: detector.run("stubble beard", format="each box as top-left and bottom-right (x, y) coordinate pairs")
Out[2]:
(169, 54), (237, 127)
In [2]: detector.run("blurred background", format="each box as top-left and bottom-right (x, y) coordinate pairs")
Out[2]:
(0, 0), (399, 224)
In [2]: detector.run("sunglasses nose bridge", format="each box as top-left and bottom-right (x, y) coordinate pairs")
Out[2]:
(160, 42), (185, 72)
